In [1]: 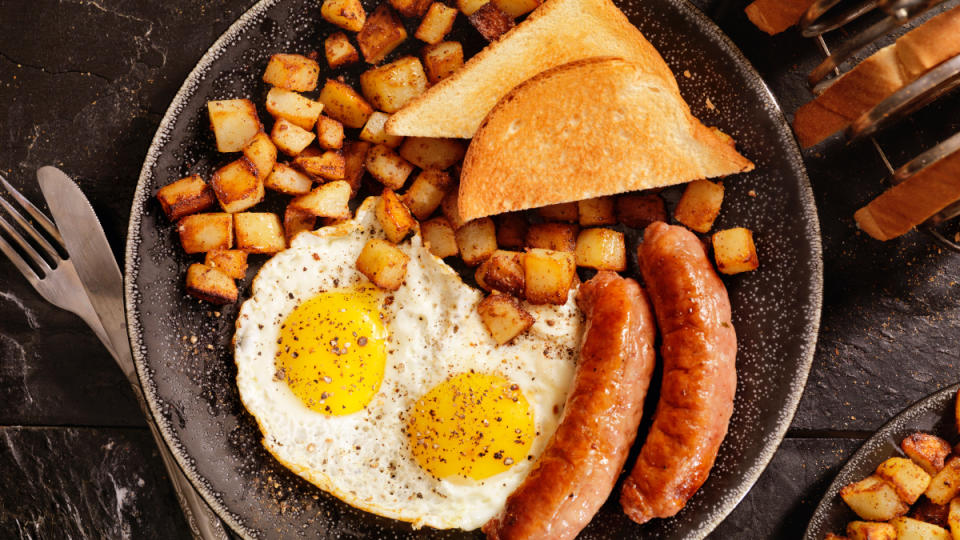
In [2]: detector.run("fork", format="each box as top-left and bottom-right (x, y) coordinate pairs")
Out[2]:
(0, 174), (230, 540)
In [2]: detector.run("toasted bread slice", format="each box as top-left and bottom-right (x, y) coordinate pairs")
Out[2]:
(384, 0), (676, 139)
(458, 58), (753, 221)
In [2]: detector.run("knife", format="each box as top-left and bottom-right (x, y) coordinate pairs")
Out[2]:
(37, 166), (230, 540)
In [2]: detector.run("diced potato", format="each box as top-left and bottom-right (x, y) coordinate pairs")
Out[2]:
(156, 174), (216, 221)
(523, 248), (575, 305)
(360, 57), (429, 114)
(928, 458), (960, 505)
(356, 238), (410, 290)
(234, 212), (286, 254)
(242, 132), (278, 179)
(890, 516), (951, 540)
(402, 169), (451, 219)
(289, 180), (352, 219)
(318, 79), (375, 129)
(526, 222), (577, 252)
(316, 116), (345, 150)
(185, 263), (238, 305)
(178, 213), (233, 254)
(947, 497), (960, 540)
(324, 32), (360, 69)
(321, 0), (367, 31)
(388, 0), (432, 17)
(846, 521), (896, 540)
(415, 3), (458, 44)
(491, 0), (539, 17)
(365, 144), (415, 190)
(840, 475), (909, 521)
(468, 3), (515, 41)
(265, 87), (323, 130)
(208, 99), (262, 152)
(903, 433), (952, 476)
(421, 217), (459, 258)
(357, 3), (407, 64)
(264, 162), (313, 196)
(455, 218), (497, 266)
(675, 179), (724, 233)
(210, 159), (264, 213)
(478, 293), (535, 344)
(376, 189), (416, 243)
(422, 41), (464, 84)
(271, 118), (316, 156)
(360, 111), (405, 147)
(538, 201), (578, 222)
(398, 137), (466, 170)
(495, 213), (527, 249)
(294, 150), (346, 180)
(262, 54), (320, 92)
(616, 192), (667, 229)
(441, 188), (468, 230)
(284, 206), (317, 241)
(575, 228), (626, 271)
(578, 196), (616, 226)
(712, 227), (759, 275)
(204, 249), (248, 280)
(457, 0), (487, 16)
(475, 250), (524, 296)
(875, 457), (931, 505)
(343, 140), (372, 194)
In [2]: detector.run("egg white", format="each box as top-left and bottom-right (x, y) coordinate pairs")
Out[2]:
(234, 197), (584, 530)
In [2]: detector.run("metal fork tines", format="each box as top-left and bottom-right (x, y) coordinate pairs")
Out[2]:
(0, 174), (116, 357)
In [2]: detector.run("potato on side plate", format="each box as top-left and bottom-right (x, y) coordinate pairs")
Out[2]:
(675, 179), (724, 233)
(538, 201), (578, 222)
(294, 149), (346, 181)
(318, 79), (375, 129)
(840, 475), (909, 521)
(262, 54), (320, 92)
(420, 217), (458, 258)
(186, 263), (238, 305)
(316, 115), (345, 150)
(947, 497), (960, 539)
(578, 196), (616, 226)
(361, 111), (405, 148)
(321, 0), (367, 32)
(264, 162), (313, 196)
(284, 207), (317, 241)
(402, 169), (451, 220)
(204, 249), (248, 280)
(422, 41), (464, 85)
(357, 3), (407, 64)
(271, 118), (316, 156)
(455, 217), (497, 266)
(156, 175), (216, 221)
(289, 181), (352, 219)
(325, 32), (360, 69)
(492, 0), (539, 17)
(178, 213), (234, 254)
(523, 248), (575, 305)
(415, 3), (458, 45)
(361, 57), (429, 114)
(234, 212), (286, 254)
(210, 159), (264, 213)
(265, 87), (324, 130)
(575, 228), (626, 271)
(365, 144), (415, 190)
(242, 132), (278, 179)
(890, 516), (951, 540)
(388, 0), (432, 18)
(927, 457), (960, 505)
(526, 222), (577, 252)
(441, 188), (468, 230)
(616, 192), (667, 229)
(468, 3), (514, 41)
(875, 457), (931, 505)
(398, 137), (466, 170)
(356, 238), (410, 290)
(343, 140), (373, 194)
(376, 189), (417, 243)
(475, 250), (524, 296)
(478, 293), (535, 345)
(846, 521), (896, 540)
(208, 99), (262, 153)
(902, 432), (952, 476)
(456, 0), (487, 15)
(712, 227), (759, 275)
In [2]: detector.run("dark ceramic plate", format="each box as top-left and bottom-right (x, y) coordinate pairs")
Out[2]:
(124, 0), (822, 537)
(804, 384), (960, 539)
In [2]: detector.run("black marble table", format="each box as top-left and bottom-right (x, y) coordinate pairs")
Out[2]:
(2, 0), (959, 538)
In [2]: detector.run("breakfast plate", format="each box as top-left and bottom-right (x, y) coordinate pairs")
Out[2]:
(804, 383), (960, 540)
(124, 0), (822, 537)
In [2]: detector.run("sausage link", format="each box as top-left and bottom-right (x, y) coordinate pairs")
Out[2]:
(621, 221), (737, 524)
(483, 271), (657, 540)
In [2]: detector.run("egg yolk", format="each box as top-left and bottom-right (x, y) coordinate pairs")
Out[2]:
(406, 372), (535, 481)
(274, 286), (387, 415)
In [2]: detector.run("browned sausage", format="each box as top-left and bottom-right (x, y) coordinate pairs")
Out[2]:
(620, 221), (737, 524)
(483, 271), (657, 540)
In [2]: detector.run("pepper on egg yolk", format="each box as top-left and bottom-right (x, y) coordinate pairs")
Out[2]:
(406, 372), (535, 481)
(274, 286), (387, 415)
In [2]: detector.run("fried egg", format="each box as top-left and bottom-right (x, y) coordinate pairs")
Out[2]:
(234, 197), (584, 530)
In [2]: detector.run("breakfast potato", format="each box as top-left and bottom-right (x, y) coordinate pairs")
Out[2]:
(523, 248), (576, 305)
(903, 433), (952, 476)
(321, 0), (367, 31)
(948, 497), (960, 539)
(538, 201), (578, 222)
(204, 249), (248, 280)
(210, 159), (265, 213)
(284, 206), (317, 241)
(242, 132), (278, 179)
(289, 181), (352, 219)
(846, 521), (896, 540)
(456, 0), (487, 15)
(234, 212), (286, 254)
(315, 116), (345, 150)
(343, 140), (372, 194)
(360, 111), (405, 148)
(477, 293), (535, 345)
(388, 0), (432, 17)
(675, 179), (724, 233)
(294, 150), (346, 181)
(875, 457), (931, 505)
(526, 222), (577, 252)
(376, 189), (416, 243)
(264, 162), (313, 196)
(271, 118), (316, 156)
(928, 458), (960, 505)
(495, 213), (527, 249)
(712, 227), (759, 275)
(840, 475), (910, 521)
(324, 32), (360, 69)
(402, 169), (451, 220)
(616, 192), (667, 228)
(455, 217), (497, 266)
(475, 250), (524, 296)
(318, 79), (375, 129)
(440, 188), (468, 230)
(422, 41), (464, 84)
(578, 196), (616, 226)
(421, 217), (459, 258)
(361, 57), (428, 114)
(178, 213), (233, 254)
(415, 3), (458, 44)
(365, 144), (415, 190)
(575, 228), (626, 271)
(357, 3), (408, 64)
(185, 263), (238, 305)
(356, 238), (410, 290)
(262, 53), (320, 92)
(207, 99), (262, 152)
(156, 174), (216, 221)
(890, 516), (951, 540)
(398, 137), (466, 170)
(468, 3), (515, 41)
(265, 87), (324, 130)
(492, 0), (539, 17)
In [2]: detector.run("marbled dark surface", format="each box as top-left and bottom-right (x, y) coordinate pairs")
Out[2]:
(1, 0), (959, 538)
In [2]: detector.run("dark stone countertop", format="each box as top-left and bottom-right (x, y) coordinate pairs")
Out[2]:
(1, 0), (959, 538)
